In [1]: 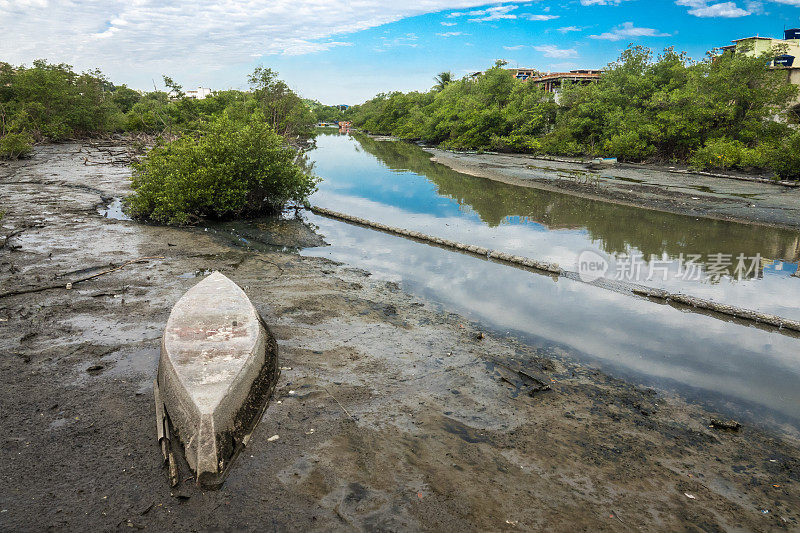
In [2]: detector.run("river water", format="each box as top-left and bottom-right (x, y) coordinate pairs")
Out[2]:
(294, 131), (800, 432)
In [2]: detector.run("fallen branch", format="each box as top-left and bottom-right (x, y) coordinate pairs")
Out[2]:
(0, 228), (26, 250)
(322, 386), (357, 422)
(0, 223), (44, 250)
(0, 256), (164, 298)
(83, 156), (117, 166)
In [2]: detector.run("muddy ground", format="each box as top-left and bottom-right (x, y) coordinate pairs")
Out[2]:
(427, 149), (800, 231)
(1, 143), (799, 531)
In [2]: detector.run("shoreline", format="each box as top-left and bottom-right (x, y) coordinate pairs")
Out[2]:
(1, 144), (800, 530)
(421, 146), (800, 232)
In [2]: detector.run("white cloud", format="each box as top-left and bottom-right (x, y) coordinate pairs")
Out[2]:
(448, 4), (556, 22)
(558, 25), (583, 33)
(440, 21), (458, 26)
(436, 31), (465, 37)
(0, 0), (518, 86)
(590, 22), (672, 41)
(675, 0), (751, 16)
(523, 14), (560, 20)
(533, 44), (578, 57)
(376, 33), (419, 50)
(579, 0), (628, 4)
(449, 4), (520, 21)
(503, 45), (525, 50)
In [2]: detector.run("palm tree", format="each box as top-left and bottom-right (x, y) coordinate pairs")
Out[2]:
(433, 71), (454, 91)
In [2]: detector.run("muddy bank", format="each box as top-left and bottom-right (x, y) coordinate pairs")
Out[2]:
(1, 144), (799, 531)
(426, 148), (800, 231)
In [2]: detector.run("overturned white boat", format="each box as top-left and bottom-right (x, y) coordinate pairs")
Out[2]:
(154, 271), (278, 487)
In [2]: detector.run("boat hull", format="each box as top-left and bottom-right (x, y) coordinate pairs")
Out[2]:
(155, 272), (278, 487)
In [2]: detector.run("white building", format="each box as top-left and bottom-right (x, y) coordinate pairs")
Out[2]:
(185, 87), (213, 100)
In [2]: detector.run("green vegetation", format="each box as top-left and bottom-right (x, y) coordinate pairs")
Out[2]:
(433, 71), (454, 91)
(126, 113), (318, 225)
(0, 131), (34, 159)
(0, 60), (321, 157)
(351, 46), (800, 179)
(0, 60), (124, 145)
(1, 60), (323, 223)
(248, 67), (315, 139)
(304, 99), (351, 123)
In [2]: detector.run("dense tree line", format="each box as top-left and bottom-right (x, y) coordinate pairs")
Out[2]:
(350, 47), (800, 179)
(0, 60), (321, 158)
(303, 99), (350, 123)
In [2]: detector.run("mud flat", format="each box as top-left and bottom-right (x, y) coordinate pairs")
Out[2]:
(1, 144), (799, 531)
(426, 148), (800, 231)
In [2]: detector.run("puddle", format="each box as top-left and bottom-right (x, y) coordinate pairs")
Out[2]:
(178, 269), (213, 279)
(72, 346), (159, 394)
(98, 197), (131, 221)
(611, 175), (645, 184)
(49, 418), (70, 430)
(686, 184), (716, 194)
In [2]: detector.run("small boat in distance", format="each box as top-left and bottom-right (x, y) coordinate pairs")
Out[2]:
(154, 271), (279, 487)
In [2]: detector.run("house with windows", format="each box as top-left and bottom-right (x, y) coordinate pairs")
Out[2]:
(506, 67), (539, 81)
(716, 28), (800, 64)
(714, 28), (800, 108)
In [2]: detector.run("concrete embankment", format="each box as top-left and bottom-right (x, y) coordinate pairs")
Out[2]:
(311, 205), (800, 334)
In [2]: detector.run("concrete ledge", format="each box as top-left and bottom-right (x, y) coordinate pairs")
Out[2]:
(310, 205), (800, 333)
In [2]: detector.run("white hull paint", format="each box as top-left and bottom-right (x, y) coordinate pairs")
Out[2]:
(155, 272), (278, 487)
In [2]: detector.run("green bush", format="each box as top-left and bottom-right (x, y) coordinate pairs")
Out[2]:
(126, 113), (318, 225)
(603, 131), (655, 161)
(490, 134), (542, 154)
(690, 138), (752, 170)
(764, 130), (800, 180)
(0, 132), (34, 159)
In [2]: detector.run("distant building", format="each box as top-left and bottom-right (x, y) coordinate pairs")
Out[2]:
(716, 29), (800, 62)
(467, 67), (602, 93)
(506, 67), (539, 81)
(335, 104), (350, 111)
(529, 69), (602, 94)
(714, 28), (800, 108)
(185, 87), (212, 100)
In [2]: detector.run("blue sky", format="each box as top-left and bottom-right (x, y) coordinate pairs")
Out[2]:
(2, 0), (800, 103)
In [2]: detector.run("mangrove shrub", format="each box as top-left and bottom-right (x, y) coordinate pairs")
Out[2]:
(126, 113), (318, 225)
(350, 45), (800, 178)
(0, 132), (34, 159)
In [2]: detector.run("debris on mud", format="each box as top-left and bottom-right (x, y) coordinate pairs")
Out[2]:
(710, 418), (742, 431)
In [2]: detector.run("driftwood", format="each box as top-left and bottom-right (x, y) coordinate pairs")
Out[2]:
(0, 223), (45, 250)
(0, 228), (26, 250)
(0, 256), (164, 299)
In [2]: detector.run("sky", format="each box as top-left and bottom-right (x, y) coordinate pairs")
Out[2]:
(2, 0), (800, 104)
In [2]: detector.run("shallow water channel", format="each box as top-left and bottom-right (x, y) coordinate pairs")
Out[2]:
(272, 132), (800, 432)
